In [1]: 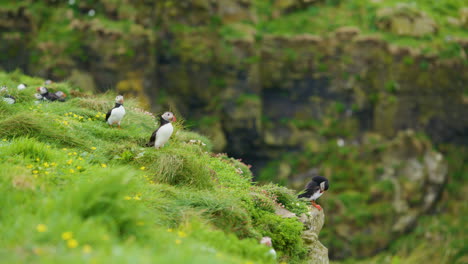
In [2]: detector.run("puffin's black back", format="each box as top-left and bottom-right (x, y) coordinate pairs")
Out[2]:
(298, 175), (329, 198)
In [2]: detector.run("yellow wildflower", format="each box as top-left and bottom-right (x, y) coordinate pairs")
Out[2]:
(36, 158), (40, 161)
(140, 166), (146, 171)
(76, 166), (82, 170)
(177, 231), (187, 238)
(73, 114), (78, 118)
(26, 164), (33, 169)
(167, 228), (173, 232)
(91, 147), (97, 150)
(2, 139), (6, 142)
(32, 170), (39, 174)
(82, 244), (92, 254)
(69, 169), (75, 173)
(43, 162), (49, 168)
(61, 231), (73, 240)
(67, 159), (73, 165)
(63, 121), (68, 125)
(124, 196), (132, 200)
(78, 157), (83, 161)
(63, 148), (67, 151)
(67, 239), (79, 248)
(36, 224), (47, 232)
(51, 162), (57, 166)
(45, 171), (50, 175)
(101, 164), (107, 168)
(33, 247), (44, 255)
(133, 196), (141, 201)
(73, 152), (77, 155)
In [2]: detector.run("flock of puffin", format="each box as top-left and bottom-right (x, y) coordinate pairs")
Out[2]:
(1, 80), (330, 254)
(104, 95), (176, 149)
(0, 82), (177, 150)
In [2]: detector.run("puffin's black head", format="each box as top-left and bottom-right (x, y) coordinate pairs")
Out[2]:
(162, 111), (176, 122)
(312, 176), (329, 192)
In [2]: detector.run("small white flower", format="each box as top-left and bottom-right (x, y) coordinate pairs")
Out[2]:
(337, 138), (345, 147)
(88, 9), (95, 16)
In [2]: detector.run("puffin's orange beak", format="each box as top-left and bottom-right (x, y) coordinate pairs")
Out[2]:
(36, 87), (40, 92)
(172, 116), (177, 122)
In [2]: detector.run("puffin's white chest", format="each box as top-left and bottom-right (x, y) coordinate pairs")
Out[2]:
(308, 190), (323, 201)
(107, 105), (126, 125)
(3, 97), (15, 104)
(155, 123), (174, 148)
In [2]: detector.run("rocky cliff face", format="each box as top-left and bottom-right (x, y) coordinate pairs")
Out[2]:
(276, 204), (329, 264)
(0, 1), (466, 260)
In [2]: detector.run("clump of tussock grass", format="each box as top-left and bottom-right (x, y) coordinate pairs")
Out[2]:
(137, 147), (214, 189)
(174, 130), (213, 152)
(175, 189), (260, 239)
(60, 167), (148, 238)
(0, 101), (15, 116)
(0, 137), (58, 162)
(0, 112), (85, 147)
(73, 97), (111, 113)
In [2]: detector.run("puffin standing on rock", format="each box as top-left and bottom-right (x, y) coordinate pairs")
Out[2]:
(298, 176), (329, 210)
(146, 111), (176, 149)
(105, 95), (126, 129)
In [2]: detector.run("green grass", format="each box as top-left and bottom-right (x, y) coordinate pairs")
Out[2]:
(0, 71), (312, 263)
(249, 0), (468, 57)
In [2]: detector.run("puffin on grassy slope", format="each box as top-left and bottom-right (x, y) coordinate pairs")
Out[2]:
(105, 95), (126, 128)
(1, 86), (16, 104)
(17, 83), (27, 90)
(298, 175), (329, 210)
(36, 86), (66, 102)
(146, 111), (176, 149)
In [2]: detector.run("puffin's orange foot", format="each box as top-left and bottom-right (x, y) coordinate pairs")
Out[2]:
(310, 201), (322, 210)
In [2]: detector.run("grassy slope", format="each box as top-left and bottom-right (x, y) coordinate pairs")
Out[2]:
(0, 71), (312, 264)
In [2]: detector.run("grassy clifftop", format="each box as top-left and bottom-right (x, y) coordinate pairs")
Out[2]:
(0, 71), (313, 264)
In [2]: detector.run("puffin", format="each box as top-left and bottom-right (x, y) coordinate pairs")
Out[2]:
(34, 93), (45, 104)
(145, 111), (176, 149)
(298, 175), (329, 210)
(3, 95), (16, 104)
(17, 83), (27, 90)
(54, 91), (67, 100)
(1, 86), (16, 104)
(105, 95), (126, 128)
(36, 86), (65, 102)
